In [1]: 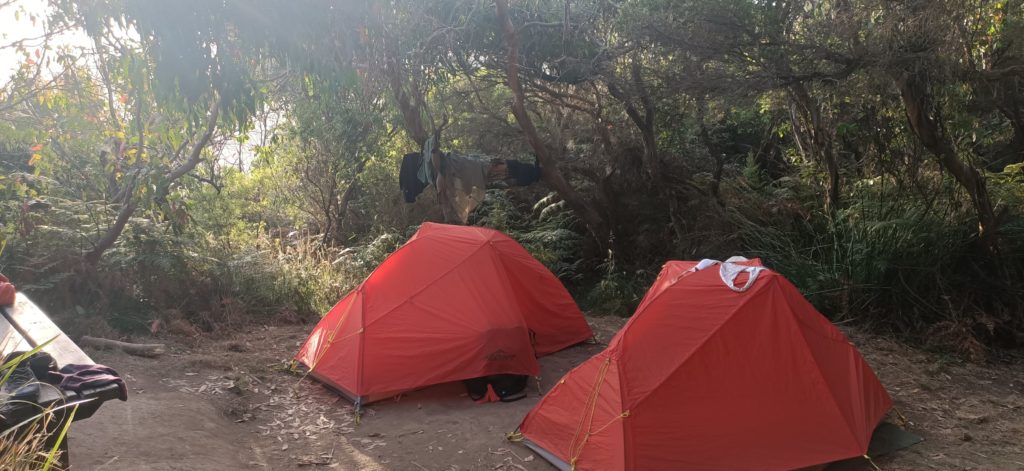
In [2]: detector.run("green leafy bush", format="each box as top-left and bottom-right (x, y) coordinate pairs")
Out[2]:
(731, 173), (1024, 356)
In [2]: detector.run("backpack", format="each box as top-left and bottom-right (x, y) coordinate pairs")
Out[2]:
(463, 374), (529, 403)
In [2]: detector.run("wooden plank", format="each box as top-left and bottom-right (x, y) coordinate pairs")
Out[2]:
(1, 294), (93, 366)
(0, 313), (31, 359)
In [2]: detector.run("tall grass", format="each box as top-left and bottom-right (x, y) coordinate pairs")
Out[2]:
(0, 417), (65, 471)
(0, 343), (71, 471)
(731, 174), (1024, 357)
(2, 211), (401, 333)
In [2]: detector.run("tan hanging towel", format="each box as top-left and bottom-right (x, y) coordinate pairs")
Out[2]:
(439, 152), (489, 224)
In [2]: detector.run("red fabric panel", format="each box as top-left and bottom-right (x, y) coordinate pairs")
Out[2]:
(520, 260), (891, 470)
(294, 223), (590, 400)
(624, 276), (863, 469)
(294, 291), (363, 394)
(778, 276), (893, 447)
(520, 354), (625, 471)
(490, 237), (593, 355)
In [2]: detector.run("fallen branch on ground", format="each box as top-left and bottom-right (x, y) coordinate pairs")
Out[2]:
(80, 336), (165, 357)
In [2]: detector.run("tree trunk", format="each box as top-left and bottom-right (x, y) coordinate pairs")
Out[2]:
(607, 57), (687, 241)
(86, 95), (221, 266)
(628, 58), (661, 179)
(696, 102), (728, 205)
(83, 200), (136, 266)
(160, 98), (221, 194)
(384, 57), (428, 147)
(894, 71), (1000, 253)
(996, 101), (1024, 168)
(333, 156), (368, 242)
(495, 0), (609, 248)
(749, 119), (789, 182)
(788, 83), (841, 212)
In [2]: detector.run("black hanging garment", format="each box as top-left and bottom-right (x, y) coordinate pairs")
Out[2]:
(399, 152), (427, 203)
(504, 157), (542, 186)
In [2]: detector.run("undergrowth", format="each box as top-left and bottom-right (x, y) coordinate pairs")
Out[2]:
(0, 164), (1021, 359)
(0, 348), (71, 471)
(474, 189), (650, 316)
(730, 172), (1024, 359)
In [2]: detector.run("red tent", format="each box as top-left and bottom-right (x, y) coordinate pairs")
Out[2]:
(295, 222), (593, 406)
(519, 259), (892, 471)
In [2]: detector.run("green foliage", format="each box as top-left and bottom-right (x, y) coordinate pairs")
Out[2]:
(0, 0), (1020, 355)
(731, 173), (1024, 355)
(474, 190), (584, 282)
(581, 260), (651, 317)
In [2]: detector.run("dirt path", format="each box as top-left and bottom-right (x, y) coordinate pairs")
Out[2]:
(69, 355), (255, 470)
(848, 330), (1024, 470)
(69, 317), (1024, 470)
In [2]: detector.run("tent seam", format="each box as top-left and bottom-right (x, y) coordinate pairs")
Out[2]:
(361, 225), (491, 289)
(357, 288), (366, 402)
(601, 266), (694, 353)
(488, 237), (592, 356)
(359, 241), (494, 332)
(628, 273), (774, 408)
(489, 244), (543, 358)
(618, 358), (630, 471)
(610, 262), (730, 351)
(780, 284), (866, 456)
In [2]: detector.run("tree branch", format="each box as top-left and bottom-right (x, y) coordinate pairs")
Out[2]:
(83, 95), (146, 266)
(495, 0), (608, 247)
(93, 37), (123, 130)
(189, 172), (222, 193)
(83, 199), (136, 266)
(166, 95), (221, 183)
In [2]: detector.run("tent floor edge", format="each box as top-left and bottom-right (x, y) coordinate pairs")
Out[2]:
(523, 438), (571, 471)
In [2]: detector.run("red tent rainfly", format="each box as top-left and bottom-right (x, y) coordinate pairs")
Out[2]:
(518, 258), (893, 471)
(295, 222), (593, 407)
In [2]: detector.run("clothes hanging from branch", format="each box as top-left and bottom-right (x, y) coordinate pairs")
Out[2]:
(438, 152), (489, 224)
(504, 157), (541, 186)
(399, 152), (427, 203)
(398, 148), (544, 223)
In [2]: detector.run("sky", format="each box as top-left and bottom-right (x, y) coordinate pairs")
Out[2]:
(0, 0), (90, 80)
(1, 0), (271, 171)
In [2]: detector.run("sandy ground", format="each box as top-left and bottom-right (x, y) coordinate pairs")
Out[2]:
(67, 316), (1024, 471)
